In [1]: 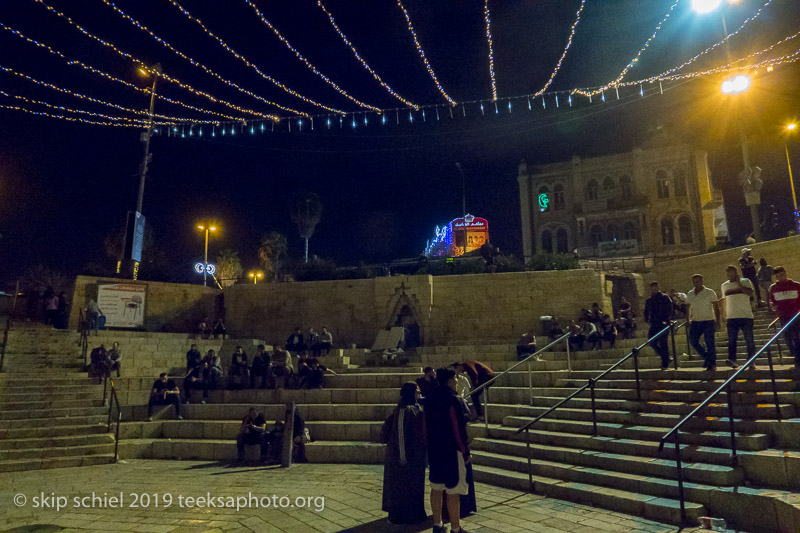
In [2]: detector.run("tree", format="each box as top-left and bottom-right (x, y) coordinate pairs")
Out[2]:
(291, 192), (322, 263)
(216, 249), (242, 287)
(258, 232), (288, 281)
(24, 264), (68, 294)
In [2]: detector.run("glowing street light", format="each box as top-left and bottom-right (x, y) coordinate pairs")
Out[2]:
(785, 123), (799, 230)
(248, 271), (264, 284)
(197, 223), (218, 287)
(720, 74), (751, 94)
(691, 0), (722, 13)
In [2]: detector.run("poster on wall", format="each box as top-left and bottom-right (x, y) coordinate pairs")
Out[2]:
(97, 282), (146, 328)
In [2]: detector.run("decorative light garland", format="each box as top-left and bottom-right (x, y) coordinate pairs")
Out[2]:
(238, 0), (378, 112)
(396, 0), (456, 105)
(653, 0), (775, 79)
(30, 1), (281, 119)
(0, 103), (149, 127)
(484, 0), (497, 101)
(576, 0), (681, 97)
(534, 0), (586, 97)
(316, 0), (417, 109)
(0, 21), (246, 122)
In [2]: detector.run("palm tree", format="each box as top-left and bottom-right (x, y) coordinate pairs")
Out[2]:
(258, 232), (288, 281)
(291, 193), (322, 263)
(216, 249), (242, 287)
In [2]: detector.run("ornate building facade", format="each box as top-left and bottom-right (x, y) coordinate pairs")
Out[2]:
(518, 144), (723, 262)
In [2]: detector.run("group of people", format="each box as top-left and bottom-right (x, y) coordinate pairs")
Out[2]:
(197, 317), (227, 340)
(382, 363), (490, 532)
(285, 327), (334, 357)
(644, 252), (800, 372)
(88, 342), (122, 379)
(235, 405), (308, 465)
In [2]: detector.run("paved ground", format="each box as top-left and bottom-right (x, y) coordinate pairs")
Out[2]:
(0, 461), (700, 533)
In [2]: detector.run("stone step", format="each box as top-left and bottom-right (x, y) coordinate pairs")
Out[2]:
(0, 405), (108, 422)
(0, 453), (115, 473)
(0, 399), (105, 412)
(0, 442), (115, 461)
(0, 414), (109, 429)
(0, 422), (110, 440)
(471, 464), (705, 525)
(0, 390), (104, 402)
(556, 378), (798, 392)
(177, 403), (395, 423)
(0, 432), (114, 451)
(151, 419), (382, 442)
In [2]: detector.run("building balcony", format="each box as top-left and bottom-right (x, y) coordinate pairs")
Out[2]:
(607, 194), (648, 210)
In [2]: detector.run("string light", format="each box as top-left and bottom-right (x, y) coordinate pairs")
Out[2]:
(45, 0), (300, 117)
(0, 90), (167, 125)
(534, 0), (586, 97)
(0, 22), (247, 122)
(484, 0), (497, 100)
(396, 0), (456, 105)
(576, 0), (681, 97)
(238, 0), (377, 112)
(317, 0), (417, 109)
(0, 103), (150, 127)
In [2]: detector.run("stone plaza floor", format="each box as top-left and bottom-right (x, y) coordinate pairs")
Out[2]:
(0, 460), (703, 533)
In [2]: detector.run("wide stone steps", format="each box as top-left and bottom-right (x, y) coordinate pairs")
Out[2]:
(0, 441), (115, 462)
(0, 432), (114, 451)
(0, 405), (108, 422)
(178, 402), (395, 422)
(157, 419), (382, 442)
(0, 422), (110, 440)
(0, 453), (115, 473)
(471, 463), (704, 525)
(0, 399), (105, 411)
(0, 414), (108, 429)
(556, 377), (798, 392)
(0, 390), (104, 403)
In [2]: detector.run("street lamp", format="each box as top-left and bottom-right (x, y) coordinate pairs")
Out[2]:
(197, 224), (217, 287)
(135, 63), (161, 217)
(248, 271), (264, 284)
(455, 162), (467, 256)
(785, 123), (799, 231)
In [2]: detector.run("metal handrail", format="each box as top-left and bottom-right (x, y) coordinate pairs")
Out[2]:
(515, 322), (676, 436)
(464, 333), (571, 434)
(657, 309), (800, 525)
(767, 316), (783, 363)
(78, 310), (89, 370)
(106, 377), (122, 463)
(0, 317), (10, 372)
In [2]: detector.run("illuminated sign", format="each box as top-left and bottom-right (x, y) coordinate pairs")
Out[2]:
(538, 193), (550, 211)
(425, 213), (490, 257)
(194, 262), (216, 275)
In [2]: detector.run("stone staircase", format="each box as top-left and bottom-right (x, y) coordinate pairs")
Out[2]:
(0, 323), (116, 472)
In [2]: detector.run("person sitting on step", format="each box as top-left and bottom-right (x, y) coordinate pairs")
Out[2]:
(148, 373), (182, 421)
(304, 358), (337, 389)
(186, 344), (202, 372)
(183, 359), (208, 404)
(108, 341), (122, 378)
(568, 319), (585, 351)
(250, 344), (271, 389)
(228, 346), (250, 389)
(599, 314), (618, 349)
(202, 350), (223, 390)
(286, 327), (306, 355)
(271, 343), (294, 389)
(515, 330), (538, 361)
(319, 326), (333, 355)
(89, 344), (109, 381)
(235, 407), (269, 465)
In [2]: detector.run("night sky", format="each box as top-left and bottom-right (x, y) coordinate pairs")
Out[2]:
(1, 0), (799, 286)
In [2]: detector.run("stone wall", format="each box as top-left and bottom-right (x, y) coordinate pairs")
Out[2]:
(649, 235), (800, 295)
(69, 276), (220, 332)
(225, 270), (608, 347)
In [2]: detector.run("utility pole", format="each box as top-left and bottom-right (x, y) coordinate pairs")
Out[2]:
(456, 162), (467, 256)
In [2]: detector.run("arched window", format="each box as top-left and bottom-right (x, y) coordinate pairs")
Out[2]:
(619, 175), (633, 199)
(623, 221), (637, 241)
(661, 216), (675, 245)
(607, 223), (618, 242)
(673, 167), (687, 197)
(538, 185), (550, 212)
(656, 170), (670, 199)
(553, 184), (565, 210)
(603, 176), (616, 191)
(590, 224), (603, 246)
(586, 179), (599, 201)
(541, 229), (553, 253)
(556, 228), (569, 253)
(678, 215), (693, 243)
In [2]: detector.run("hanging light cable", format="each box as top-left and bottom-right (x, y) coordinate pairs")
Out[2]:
(484, 0), (497, 101)
(534, 0), (586, 97)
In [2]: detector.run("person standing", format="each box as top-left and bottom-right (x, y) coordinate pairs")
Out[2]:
(721, 265), (756, 368)
(768, 266), (800, 365)
(380, 383), (427, 526)
(739, 248), (761, 306)
(44, 291), (59, 326)
(644, 281), (674, 370)
(85, 298), (102, 336)
(758, 258), (775, 312)
(426, 367), (471, 533)
(416, 367), (438, 400)
(458, 360), (493, 422)
(319, 327), (333, 355)
(685, 275), (720, 371)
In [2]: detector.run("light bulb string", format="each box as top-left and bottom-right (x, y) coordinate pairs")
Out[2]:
(534, 0), (586, 97)
(484, 0), (497, 101)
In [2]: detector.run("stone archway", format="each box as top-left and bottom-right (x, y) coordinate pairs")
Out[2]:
(384, 288), (425, 349)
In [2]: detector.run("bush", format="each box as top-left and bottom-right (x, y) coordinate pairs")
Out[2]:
(527, 253), (580, 271)
(494, 254), (525, 273)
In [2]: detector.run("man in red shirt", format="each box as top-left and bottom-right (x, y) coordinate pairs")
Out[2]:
(768, 266), (800, 365)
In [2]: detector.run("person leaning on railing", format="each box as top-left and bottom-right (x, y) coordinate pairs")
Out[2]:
(767, 266), (800, 365)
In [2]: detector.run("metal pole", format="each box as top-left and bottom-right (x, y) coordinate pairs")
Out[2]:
(589, 378), (598, 435)
(136, 74), (158, 215)
(726, 384), (738, 464)
(281, 401), (295, 468)
(483, 387), (489, 434)
(456, 162), (467, 256)
(787, 142), (799, 211)
(527, 360), (533, 406)
(633, 348), (641, 401)
(203, 228), (209, 287)
(674, 437), (687, 525)
(526, 427), (533, 491)
(766, 345), (782, 421)
(565, 335), (572, 376)
(671, 325), (678, 370)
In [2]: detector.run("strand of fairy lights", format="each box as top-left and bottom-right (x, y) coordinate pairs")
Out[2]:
(93, 0), (299, 117)
(576, 0), (681, 97)
(0, 22), (246, 122)
(29, 2), (280, 120)
(0, 66), (224, 125)
(653, 0), (775, 79)
(396, 0), (456, 105)
(237, 0), (377, 112)
(0, 104), (152, 127)
(316, 0), (417, 109)
(535, 0), (586, 97)
(484, 0), (497, 100)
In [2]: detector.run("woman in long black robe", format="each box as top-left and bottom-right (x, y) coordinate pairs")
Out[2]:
(381, 382), (428, 525)
(442, 393), (477, 520)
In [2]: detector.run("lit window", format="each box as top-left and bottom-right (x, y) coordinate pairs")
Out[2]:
(661, 217), (675, 245)
(656, 170), (670, 199)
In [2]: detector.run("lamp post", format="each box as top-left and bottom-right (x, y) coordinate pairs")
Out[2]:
(785, 123), (799, 231)
(136, 63), (161, 214)
(249, 271), (264, 284)
(455, 162), (467, 256)
(197, 224), (217, 287)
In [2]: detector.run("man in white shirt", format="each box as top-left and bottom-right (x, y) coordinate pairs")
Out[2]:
(720, 265), (756, 368)
(685, 274), (720, 371)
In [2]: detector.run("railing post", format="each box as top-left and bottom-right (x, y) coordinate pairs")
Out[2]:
(528, 360), (533, 406)
(102, 375), (108, 406)
(766, 345), (782, 421)
(484, 387), (490, 434)
(526, 427), (533, 491)
(776, 332), (783, 364)
(685, 322), (691, 358)
(565, 335), (572, 376)
(670, 323), (679, 370)
(114, 405), (121, 463)
(726, 383), (738, 465)
(632, 348), (641, 401)
(674, 435), (687, 525)
(589, 378), (598, 435)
